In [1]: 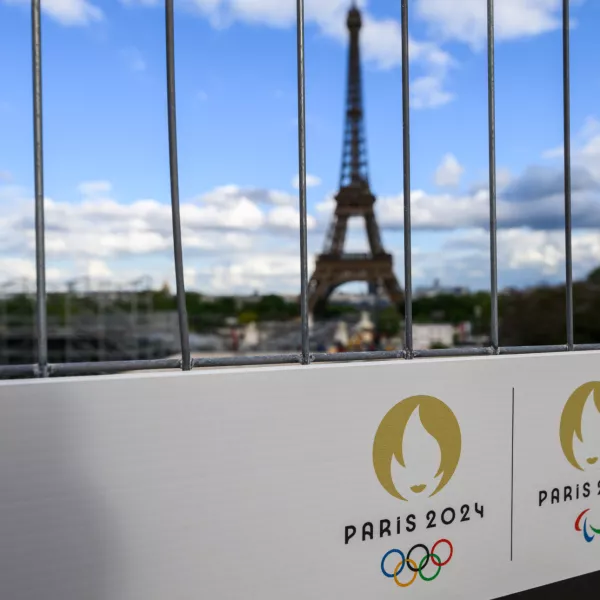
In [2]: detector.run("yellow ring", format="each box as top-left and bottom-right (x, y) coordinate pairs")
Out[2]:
(393, 558), (418, 588)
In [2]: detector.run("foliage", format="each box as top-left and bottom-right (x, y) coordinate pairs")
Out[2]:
(254, 295), (299, 321)
(587, 267), (600, 286)
(498, 286), (565, 346)
(313, 301), (359, 319)
(430, 342), (450, 350)
(5, 265), (600, 346)
(412, 292), (490, 329)
(185, 293), (299, 331)
(376, 306), (401, 337)
(237, 310), (259, 325)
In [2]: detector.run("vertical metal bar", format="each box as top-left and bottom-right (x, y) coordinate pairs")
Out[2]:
(400, 0), (413, 357)
(165, 0), (191, 370)
(295, 0), (310, 365)
(31, 0), (48, 377)
(562, 0), (574, 350)
(487, 0), (499, 353)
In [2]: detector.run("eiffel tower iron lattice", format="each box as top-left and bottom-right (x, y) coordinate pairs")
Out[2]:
(307, 4), (403, 313)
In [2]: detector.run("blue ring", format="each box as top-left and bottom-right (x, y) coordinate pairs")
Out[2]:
(381, 549), (406, 578)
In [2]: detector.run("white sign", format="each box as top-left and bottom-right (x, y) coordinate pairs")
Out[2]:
(0, 353), (598, 599)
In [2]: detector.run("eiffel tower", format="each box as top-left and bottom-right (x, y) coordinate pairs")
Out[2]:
(308, 3), (403, 313)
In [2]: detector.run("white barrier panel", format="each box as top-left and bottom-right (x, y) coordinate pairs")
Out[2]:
(0, 353), (599, 599)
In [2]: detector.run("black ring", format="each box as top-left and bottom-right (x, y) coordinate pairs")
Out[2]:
(406, 543), (429, 572)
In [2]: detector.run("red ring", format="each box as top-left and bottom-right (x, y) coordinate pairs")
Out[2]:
(431, 539), (453, 567)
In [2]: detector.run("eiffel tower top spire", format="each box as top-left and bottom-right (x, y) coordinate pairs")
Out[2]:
(340, 2), (369, 190)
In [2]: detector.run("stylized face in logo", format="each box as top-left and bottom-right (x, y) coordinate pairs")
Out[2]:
(560, 382), (600, 471)
(373, 395), (462, 501)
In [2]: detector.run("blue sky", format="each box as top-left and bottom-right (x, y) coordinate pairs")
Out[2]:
(1, 0), (600, 295)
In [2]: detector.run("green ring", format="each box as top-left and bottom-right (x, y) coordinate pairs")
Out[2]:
(419, 553), (442, 582)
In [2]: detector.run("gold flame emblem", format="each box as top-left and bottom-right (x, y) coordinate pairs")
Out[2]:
(373, 395), (462, 501)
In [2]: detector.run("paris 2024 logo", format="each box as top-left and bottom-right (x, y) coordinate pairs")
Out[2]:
(559, 382), (600, 544)
(368, 395), (470, 588)
(373, 395), (462, 501)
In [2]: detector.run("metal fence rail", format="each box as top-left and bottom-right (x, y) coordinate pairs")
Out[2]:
(562, 0), (574, 351)
(487, 0), (499, 355)
(165, 0), (191, 372)
(0, 0), (581, 379)
(31, 0), (47, 378)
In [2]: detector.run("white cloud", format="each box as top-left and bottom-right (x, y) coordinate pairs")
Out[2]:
(0, 257), (38, 282)
(435, 153), (464, 187)
(359, 15), (454, 72)
(376, 189), (490, 230)
(198, 224), (600, 293)
(403, 226), (600, 291)
(292, 173), (322, 189)
(502, 230), (566, 274)
(123, 0), (455, 109)
(0, 257), (62, 285)
(120, 0), (158, 5)
(543, 115), (600, 180)
(170, 1), (574, 109)
(81, 258), (113, 279)
(0, 175), (316, 293)
(240, 1), (454, 108)
(121, 47), (147, 73)
(0, 177), (323, 293)
(192, 0), (449, 69)
(372, 154), (600, 232)
(78, 180), (112, 197)
(450, 227), (600, 278)
(415, 0), (566, 47)
(497, 168), (513, 190)
(199, 184), (297, 206)
(3, 0), (103, 26)
(0, 181), (314, 265)
(267, 205), (316, 230)
(580, 115), (600, 140)
(543, 146), (563, 160)
(411, 76), (454, 109)
(4, 141), (600, 293)
(208, 253), (314, 294)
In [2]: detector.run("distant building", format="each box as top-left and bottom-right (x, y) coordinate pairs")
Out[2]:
(240, 322), (260, 351)
(412, 324), (455, 350)
(414, 279), (469, 299)
(328, 291), (390, 308)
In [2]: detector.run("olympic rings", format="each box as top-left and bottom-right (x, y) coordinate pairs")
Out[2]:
(394, 559), (418, 588)
(406, 543), (429, 572)
(431, 538), (453, 566)
(380, 540), (454, 588)
(419, 553), (441, 582)
(381, 549), (406, 578)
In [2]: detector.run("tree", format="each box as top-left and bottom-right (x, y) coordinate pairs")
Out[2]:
(238, 310), (259, 325)
(587, 266), (600, 286)
(255, 295), (299, 321)
(499, 286), (566, 346)
(377, 306), (401, 337)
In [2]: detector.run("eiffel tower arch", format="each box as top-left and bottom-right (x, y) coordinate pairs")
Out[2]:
(308, 4), (403, 313)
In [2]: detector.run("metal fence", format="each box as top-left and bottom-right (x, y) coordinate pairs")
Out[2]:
(0, 0), (593, 379)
